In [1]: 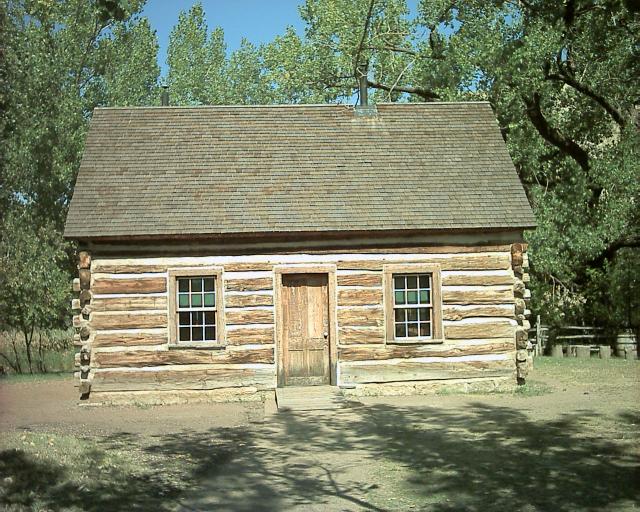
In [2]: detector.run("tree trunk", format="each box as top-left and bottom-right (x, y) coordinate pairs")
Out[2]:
(37, 331), (47, 373)
(0, 350), (20, 373)
(22, 325), (34, 374)
(9, 332), (22, 374)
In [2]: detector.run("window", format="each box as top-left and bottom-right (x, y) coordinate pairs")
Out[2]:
(169, 268), (224, 346)
(384, 264), (442, 343)
(392, 274), (433, 338)
(177, 277), (217, 342)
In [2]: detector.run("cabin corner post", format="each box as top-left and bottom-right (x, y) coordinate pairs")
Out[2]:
(511, 243), (531, 384)
(72, 250), (93, 399)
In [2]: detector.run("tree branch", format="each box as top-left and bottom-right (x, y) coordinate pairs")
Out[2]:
(575, 236), (640, 285)
(367, 79), (440, 100)
(546, 71), (626, 127)
(424, 1), (455, 60)
(0, 350), (19, 373)
(585, 237), (640, 270)
(522, 92), (590, 172)
(365, 44), (417, 56)
(353, 0), (377, 78)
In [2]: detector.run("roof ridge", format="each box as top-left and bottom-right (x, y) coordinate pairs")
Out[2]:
(94, 101), (491, 111)
(94, 104), (353, 110)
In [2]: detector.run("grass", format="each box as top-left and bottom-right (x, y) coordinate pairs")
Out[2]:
(533, 355), (640, 392)
(0, 372), (72, 384)
(0, 432), (195, 511)
(432, 355), (640, 398)
(513, 379), (554, 396)
(0, 329), (74, 377)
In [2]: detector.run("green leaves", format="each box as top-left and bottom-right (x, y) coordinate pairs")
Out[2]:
(0, 210), (71, 334)
(3, 0), (159, 229)
(167, 3), (213, 105)
(1, 0), (159, 335)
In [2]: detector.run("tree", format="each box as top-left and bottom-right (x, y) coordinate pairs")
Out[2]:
(95, 17), (160, 106)
(166, 3), (275, 105)
(1, 0), (160, 370)
(226, 39), (274, 104)
(167, 3), (216, 105)
(0, 211), (70, 373)
(2, 0), (160, 230)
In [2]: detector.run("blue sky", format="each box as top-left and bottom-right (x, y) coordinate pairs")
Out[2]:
(142, 1), (307, 77)
(141, 1), (420, 78)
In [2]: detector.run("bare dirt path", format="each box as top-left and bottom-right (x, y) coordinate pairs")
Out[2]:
(0, 358), (638, 511)
(0, 378), (262, 436)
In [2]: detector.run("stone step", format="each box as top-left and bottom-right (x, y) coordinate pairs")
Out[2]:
(275, 386), (349, 411)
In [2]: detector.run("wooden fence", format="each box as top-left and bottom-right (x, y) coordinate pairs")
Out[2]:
(527, 318), (615, 358)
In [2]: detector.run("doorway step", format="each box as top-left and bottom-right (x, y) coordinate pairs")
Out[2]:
(275, 386), (350, 412)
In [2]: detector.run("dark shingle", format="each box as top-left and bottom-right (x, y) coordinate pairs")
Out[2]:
(64, 102), (536, 239)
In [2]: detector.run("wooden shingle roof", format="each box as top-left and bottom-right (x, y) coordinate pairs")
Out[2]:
(64, 102), (536, 240)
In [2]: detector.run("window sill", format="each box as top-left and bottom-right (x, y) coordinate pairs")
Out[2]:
(169, 343), (227, 350)
(386, 338), (444, 345)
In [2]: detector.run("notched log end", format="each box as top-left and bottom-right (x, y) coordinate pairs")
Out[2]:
(78, 251), (92, 270)
(79, 269), (91, 290)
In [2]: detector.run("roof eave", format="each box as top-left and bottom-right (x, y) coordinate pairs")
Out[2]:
(64, 224), (537, 244)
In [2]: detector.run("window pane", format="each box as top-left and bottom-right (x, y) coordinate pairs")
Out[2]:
(418, 308), (429, 322)
(179, 312), (190, 326)
(407, 323), (419, 337)
(407, 309), (418, 321)
(407, 276), (418, 289)
(395, 291), (405, 305)
(407, 290), (418, 304)
(394, 276), (405, 290)
(395, 323), (406, 338)
(420, 322), (431, 337)
(175, 275), (218, 344)
(419, 275), (430, 289)
(394, 308), (405, 322)
(419, 290), (430, 304)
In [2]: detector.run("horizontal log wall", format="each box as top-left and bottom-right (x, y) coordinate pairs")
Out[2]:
(92, 347), (274, 368)
(88, 266), (277, 394)
(91, 365), (275, 392)
(332, 254), (517, 386)
(86, 244), (521, 396)
(340, 355), (514, 384)
(339, 339), (515, 362)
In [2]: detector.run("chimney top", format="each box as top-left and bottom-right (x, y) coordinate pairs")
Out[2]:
(357, 64), (368, 107)
(355, 65), (377, 116)
(160, 85), (169, 107)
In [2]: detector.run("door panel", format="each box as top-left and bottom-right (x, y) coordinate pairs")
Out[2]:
(282, 274), (330, 386)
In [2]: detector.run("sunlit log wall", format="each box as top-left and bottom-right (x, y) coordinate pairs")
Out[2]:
(71, 239), (531, 402)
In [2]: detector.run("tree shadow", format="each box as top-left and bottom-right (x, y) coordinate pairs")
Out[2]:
(1, 402), (638, 511)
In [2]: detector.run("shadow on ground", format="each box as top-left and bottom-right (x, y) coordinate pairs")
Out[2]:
(1, 403), (639, 511)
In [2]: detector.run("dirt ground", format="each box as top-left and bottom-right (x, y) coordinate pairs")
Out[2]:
(1, 358), (639, 511)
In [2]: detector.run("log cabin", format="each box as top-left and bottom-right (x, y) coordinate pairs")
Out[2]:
(64, 99), (536, 403)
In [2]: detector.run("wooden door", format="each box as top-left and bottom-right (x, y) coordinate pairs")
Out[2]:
(281, 273), (330, 386)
